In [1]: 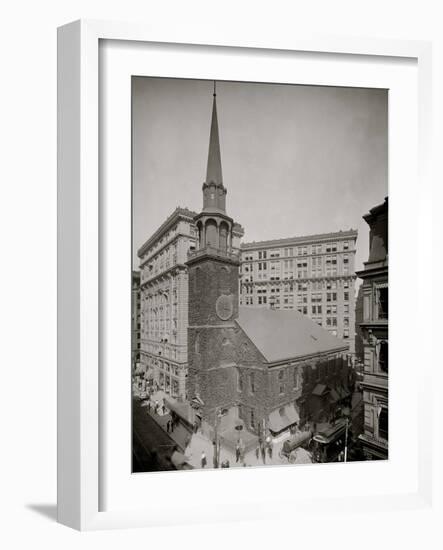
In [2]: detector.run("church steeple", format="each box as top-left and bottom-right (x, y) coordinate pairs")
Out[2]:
(186, 82), (242, 421)
(205, 83), (223, 187)
(188, 82), (239, 257)
(202, 82), (227, 214)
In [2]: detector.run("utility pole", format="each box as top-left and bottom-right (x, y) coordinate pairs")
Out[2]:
(214, 407), (220, 468)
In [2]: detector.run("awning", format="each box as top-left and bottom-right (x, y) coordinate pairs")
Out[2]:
(268, 405), (300, 434)
(312, 384), (330, 397)
(165, 398), (193, 422)
(329, 389), (340, 403)
(285, 404), (300, 425)
(337, 385), (350, 399)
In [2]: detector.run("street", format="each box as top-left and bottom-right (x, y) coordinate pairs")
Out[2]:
(132, 398), (178, 472)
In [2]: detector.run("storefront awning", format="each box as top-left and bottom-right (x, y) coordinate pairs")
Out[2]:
(268, 404), (300, 434)
(329, 389), (340, 403)
(312, 383), (330, 397)
(165, 398), (193, 423)
(337, 385), (350, 399)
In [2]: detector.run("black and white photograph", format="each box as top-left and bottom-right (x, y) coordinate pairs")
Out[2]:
(131, 77), (389, 472)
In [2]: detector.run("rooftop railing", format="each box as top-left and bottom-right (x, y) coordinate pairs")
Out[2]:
(187, 245), (240, 262)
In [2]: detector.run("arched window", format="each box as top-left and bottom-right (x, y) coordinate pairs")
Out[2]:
(378, 341), (388, 373)
(196, 221), (203, 249)
(205, 219), (217, 248)
(378, 407), (388, 440)
(219, 222), (229, 252)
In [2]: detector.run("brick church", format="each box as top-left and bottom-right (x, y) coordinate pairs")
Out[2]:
(184, 87), (353, 453)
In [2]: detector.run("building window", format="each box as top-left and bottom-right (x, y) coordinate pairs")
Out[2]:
(377, 287), (388, 319)
(278, 369), (285, 394)
(293, 367), (300, 390)
(378, 407), (388, 440)
(378, 341), (388, 373)
(327, 292), (337, 302)
(237, 369), (243, 392)
(344, 292), (349, 301)
(250, 409), (256, 429)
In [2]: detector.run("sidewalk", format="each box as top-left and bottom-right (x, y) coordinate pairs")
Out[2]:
(142, 400), (313, 469)
(142, 404), (190, 453)
(185, 428), (313, 469)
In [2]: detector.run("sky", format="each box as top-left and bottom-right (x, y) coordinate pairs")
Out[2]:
(132, 77), (388, 273)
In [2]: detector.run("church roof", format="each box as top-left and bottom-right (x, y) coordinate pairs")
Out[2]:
(236, 307), (348, 364)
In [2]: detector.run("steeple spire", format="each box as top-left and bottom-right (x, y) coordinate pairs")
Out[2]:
(205, 82), (223, 186)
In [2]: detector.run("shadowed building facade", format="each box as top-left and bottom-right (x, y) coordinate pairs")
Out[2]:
(137, 208), (199, 400)
(356, 197), (388, 460)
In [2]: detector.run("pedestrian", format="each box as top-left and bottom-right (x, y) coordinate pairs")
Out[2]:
(166, 420), (170, 433)
(268, 441), (273, 460)
(235, 441), (241, 463)
(162, 403), (166, 415)
(239, 446), (245, 464)
(261, 444), (266, 464)
(255, 446), (260, 460)
(170, 419), (174, 433)
(201, 451), (207, 469)
(213, 446), (218, 469)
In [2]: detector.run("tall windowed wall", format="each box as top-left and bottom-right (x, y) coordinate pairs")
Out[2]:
(239, 231), (357, 354)
(137, 208), (198, 400)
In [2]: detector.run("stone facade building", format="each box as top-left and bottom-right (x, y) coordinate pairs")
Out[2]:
(356, 197), (388, 460)
(240, 231), (358, 355)
(137, 207), (199, 400)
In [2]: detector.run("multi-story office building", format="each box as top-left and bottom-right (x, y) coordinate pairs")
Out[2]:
(239, 232), (358, 354)
(137, 207), (199, 400)
(356, 197), (388, 460)
(137, 206), (243, 400)
(131, 270), (141, 370)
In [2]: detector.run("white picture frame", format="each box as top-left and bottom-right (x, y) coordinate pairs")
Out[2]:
(57, 19), (433, 531)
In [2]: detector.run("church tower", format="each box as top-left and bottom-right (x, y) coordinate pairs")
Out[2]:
(186, 84), (241, 430)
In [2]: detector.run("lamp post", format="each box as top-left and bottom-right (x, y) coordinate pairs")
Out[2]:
(342, 406), (351, 462)
(213, 407), (226, 468)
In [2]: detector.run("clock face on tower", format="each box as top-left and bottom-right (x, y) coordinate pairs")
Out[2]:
(215, 294), (234, 321)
